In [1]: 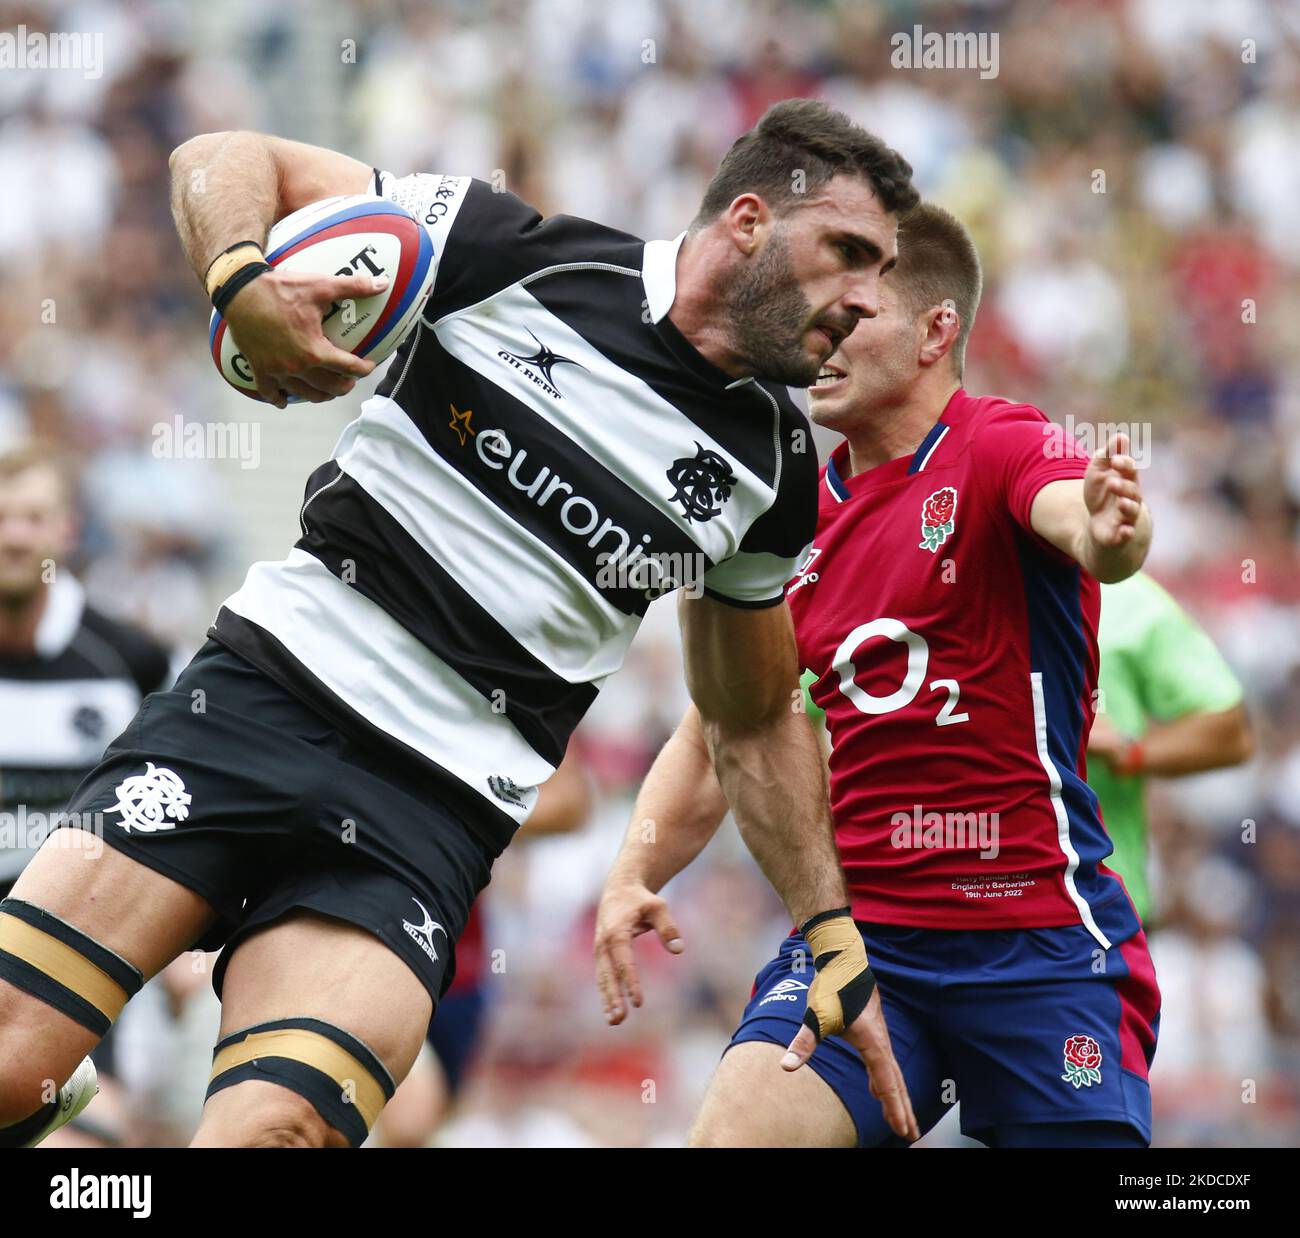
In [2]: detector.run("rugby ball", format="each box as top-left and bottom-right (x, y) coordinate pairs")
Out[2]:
(208, 194), (435, 401)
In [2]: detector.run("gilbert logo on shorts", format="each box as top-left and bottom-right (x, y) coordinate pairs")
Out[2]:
(758, 977), (808, 1007)
(105, 762), (192, 834)
(402, 898), (447, 964)
(1061, 1034), (1103, 1088)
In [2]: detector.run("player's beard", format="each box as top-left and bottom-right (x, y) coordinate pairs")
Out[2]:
(0, 549), (47, 609)
(725, 225), (822, 388)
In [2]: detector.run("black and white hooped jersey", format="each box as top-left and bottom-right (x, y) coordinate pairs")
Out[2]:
(213, 171), (818, 853)
(0, 575), (172, 881)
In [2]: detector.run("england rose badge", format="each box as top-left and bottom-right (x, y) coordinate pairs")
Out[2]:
(919, 486), (957, 553)
(1061, 1034), (1103, 1088)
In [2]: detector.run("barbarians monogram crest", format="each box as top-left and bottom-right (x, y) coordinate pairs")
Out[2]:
(666, 442), (738, 524)
(919, 486), (958, 553)
(105, 762), (192, 834)
(1061, 1034), (1103, 1088)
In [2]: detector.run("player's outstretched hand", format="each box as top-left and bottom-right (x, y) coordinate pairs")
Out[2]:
(593, 880), (684, 1025)
(223, 269), (387, 407)
(1083, 431), (1144, 548)
(781, 910), (920, 1142)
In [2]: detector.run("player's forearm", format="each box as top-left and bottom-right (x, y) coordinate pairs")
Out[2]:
(169, 131), (280, 285)
(1078, 502), (1152, 583)
(608, 708), (728, 893)
(704, 708), (846, 925)
(1132, 705), (1253, 776)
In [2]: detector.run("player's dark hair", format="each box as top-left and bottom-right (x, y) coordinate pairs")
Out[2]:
(694, 99), (919, 227)
(893, 202), (983, 376)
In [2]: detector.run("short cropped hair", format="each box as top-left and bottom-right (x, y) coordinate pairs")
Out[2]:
(893, 202), (983, 374)
(695, 98), (919, 226)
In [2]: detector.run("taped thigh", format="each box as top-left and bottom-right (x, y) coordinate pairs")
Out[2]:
(206, 1017), (397, 1147)
(0, 898), (142, 1036)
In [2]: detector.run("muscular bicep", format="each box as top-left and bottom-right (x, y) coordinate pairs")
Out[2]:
(1029, 477), (1086, 560)
(268, 136), (375, 220)
(679, 592), (800, 732)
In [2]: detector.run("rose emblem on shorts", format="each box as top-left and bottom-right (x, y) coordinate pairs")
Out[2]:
(1061, 1033), (1103, 1088)
(919, 486), (957, 553)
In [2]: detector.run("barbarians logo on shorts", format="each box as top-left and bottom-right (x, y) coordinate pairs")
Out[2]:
(105, 762), (192, 834)
(1061, 1033), (1103, 1088)
(487, 774), (526, 808)
(919, 486), (958, 553)
(666, 442), (738, 524)
(402, 898), (447, 965)
(758, 977), (809, 1007)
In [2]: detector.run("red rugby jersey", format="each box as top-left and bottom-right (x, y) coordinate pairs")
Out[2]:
(788, 389), (1139, 947)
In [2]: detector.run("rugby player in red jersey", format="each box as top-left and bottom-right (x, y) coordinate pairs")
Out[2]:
(595, 203), (1160, 1148)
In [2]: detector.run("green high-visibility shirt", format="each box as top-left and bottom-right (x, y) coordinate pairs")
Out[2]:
(1093, 573), (1243, 921)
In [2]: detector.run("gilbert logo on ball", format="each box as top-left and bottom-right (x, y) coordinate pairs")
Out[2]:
(208, 194), (435, 402)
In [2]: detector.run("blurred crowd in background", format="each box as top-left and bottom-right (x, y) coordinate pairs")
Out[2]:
(1, 0), (1298, 1146)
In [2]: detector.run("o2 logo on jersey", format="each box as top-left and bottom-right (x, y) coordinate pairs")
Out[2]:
(833, 618), (969, 727)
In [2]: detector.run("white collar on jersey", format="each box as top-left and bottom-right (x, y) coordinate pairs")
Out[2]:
(34, 572), (86, 659)
(642, 231), (687, 324)
(642, 231), (756, 392)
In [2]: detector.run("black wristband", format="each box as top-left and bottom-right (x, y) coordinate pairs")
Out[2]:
(212, 261), (272, 316)
(798, 906), (852, 936)
(203, 239), (265, 286)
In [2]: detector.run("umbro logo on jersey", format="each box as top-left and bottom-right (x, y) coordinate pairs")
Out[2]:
(402, 898), (447, 964)
(105, 762), (191, 834)
(487, 774), (527, 807)
(499, 330), (585, 399)
(787, 546), (822, 596)
(758, 977), (809, 1007)
(666, 443), (737, 523)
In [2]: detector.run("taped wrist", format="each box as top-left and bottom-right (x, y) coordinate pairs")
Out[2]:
(799, 907), (875, 1042)
(205, 240), (271, 314)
